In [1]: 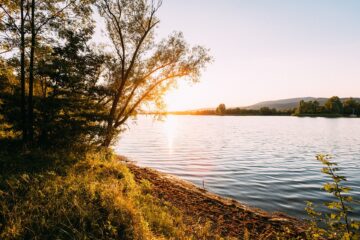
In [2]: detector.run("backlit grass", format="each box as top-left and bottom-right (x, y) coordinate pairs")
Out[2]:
(0, 147), (222, 239)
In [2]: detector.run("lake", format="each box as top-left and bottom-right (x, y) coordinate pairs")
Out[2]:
(114, 115), (360, 219)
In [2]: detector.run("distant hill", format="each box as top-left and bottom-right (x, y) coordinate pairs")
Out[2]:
(245, 97), (360, 110)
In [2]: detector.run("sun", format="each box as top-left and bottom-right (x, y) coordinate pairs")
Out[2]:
(163, 82), (202, 112)
(164, 91), (181, 112)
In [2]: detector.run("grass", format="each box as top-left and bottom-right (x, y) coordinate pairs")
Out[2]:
(0, 143), (224, 239)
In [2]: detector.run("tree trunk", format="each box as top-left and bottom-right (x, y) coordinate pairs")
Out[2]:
(102, 122), (114, 147)
(20, 0), (27, 142)
(28, 0), (36, 142)
(102, 134), (113, 148)
(102, 92), (120, 147)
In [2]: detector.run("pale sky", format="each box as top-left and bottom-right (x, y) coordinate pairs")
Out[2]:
(96, 1), (360, 111)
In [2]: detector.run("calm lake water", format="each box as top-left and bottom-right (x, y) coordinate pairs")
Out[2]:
(115, 115), (360, 219)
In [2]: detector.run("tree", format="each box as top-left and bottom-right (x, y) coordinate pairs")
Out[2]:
(0, 57), (17, 136)
(312, 100), (320, 113)
(343, 98), (359, 115)
(295, 100), (305, 115)
(98, 0), (212, 147)
(26, 0), (94, 141)
(325, 96), (343, 114)
(259, 107), (277, 115)
(0, 0), (95, 143)
(0, 0), (28, 141)
(295, 100), (321, 115)
(35, 28), (107, 146)
(216, 104), (226, 115)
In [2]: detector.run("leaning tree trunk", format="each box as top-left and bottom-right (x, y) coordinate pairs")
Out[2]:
(102, 92), (121, 147)
(102, 121), (115, 147)
(102, 134), (113, 148)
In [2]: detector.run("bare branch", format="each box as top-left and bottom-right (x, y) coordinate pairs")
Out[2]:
(103, 0), (126, 70)
(108, 31), (124, 62)
(0, 49), (12, 55)
(35, 0), (76, 35)
(121, 18), (159, 92)
(0, 4), (21, 33)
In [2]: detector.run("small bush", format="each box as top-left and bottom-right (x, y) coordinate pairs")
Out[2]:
(305, 155), (360, 240)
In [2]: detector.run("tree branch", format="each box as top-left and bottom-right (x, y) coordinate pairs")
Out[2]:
(114, 73), (186, 128)
(120, 18), (159, 95)
(0, 5), (21, 33)
(0, 49), (12, 55)
(35, 0), (76, 35)
(113, 61), (175, 124)
(103, 0), (125, 79)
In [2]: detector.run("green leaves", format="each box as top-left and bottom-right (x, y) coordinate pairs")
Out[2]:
(323, 183), (337, 193)
(305, 155), (360, 239)
(325, 201), (342, 210)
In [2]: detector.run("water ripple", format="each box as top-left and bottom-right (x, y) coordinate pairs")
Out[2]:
(115, 115), (360, 219)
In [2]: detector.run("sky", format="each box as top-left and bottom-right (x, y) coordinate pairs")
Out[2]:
(96, 0), (360, 111)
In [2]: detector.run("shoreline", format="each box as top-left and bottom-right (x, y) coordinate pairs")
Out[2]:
(121, 157), (307, 239)
(140, 113), (359, 118)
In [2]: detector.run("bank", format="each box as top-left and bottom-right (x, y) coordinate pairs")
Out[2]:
(0, 146), (306, 239)
(124, 158), (306, 239)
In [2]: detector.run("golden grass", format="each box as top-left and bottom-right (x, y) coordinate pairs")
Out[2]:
(0, 149), (225, 239)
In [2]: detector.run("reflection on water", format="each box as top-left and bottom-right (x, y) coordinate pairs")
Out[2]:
(162, 115), (177, 151)
(115, 115), (360, 219)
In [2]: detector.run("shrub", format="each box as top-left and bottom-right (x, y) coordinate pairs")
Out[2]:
(305, 155), (360, 240)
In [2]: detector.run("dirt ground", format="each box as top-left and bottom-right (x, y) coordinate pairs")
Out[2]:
(125, 160), (307, 239)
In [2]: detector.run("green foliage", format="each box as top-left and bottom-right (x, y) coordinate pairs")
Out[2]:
(325, 97), (344, 114)
(343, 98), (360, 115)
(295, 96), (360, 116)
(295, 100), (322, 115)
(0, 148), (224, 239)
(0, 0), (106, 146)
(216, 103), (226, 115)
(259, 107), (278, 115)
(169, 105), (293, 116)
(34, 28), (108, 147)
(185, 97), (360, 117)
(305, 155), (360, 240)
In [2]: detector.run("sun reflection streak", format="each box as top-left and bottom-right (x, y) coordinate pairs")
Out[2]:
(162, 115), (178, 152)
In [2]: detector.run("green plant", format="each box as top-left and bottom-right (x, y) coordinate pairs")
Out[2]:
(305, 154), (360, 240)
(0, 148), (227, 239)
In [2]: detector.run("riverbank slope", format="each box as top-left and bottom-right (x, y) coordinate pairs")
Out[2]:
(125, 158), (306, 239)
(0, 145), (306, 239)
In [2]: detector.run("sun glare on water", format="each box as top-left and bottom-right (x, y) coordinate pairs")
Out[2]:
(162, 115), (178, 151)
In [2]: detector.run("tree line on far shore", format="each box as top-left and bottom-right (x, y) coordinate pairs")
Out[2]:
(294, 96), (360, 116)
(168, 96), (360, 117)
(168, 105), (293, 116)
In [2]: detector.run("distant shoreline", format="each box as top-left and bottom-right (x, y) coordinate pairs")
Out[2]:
(292, 113), (358, 118)
(147, 96), (360, 118)
(142, 112), (359, 118)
